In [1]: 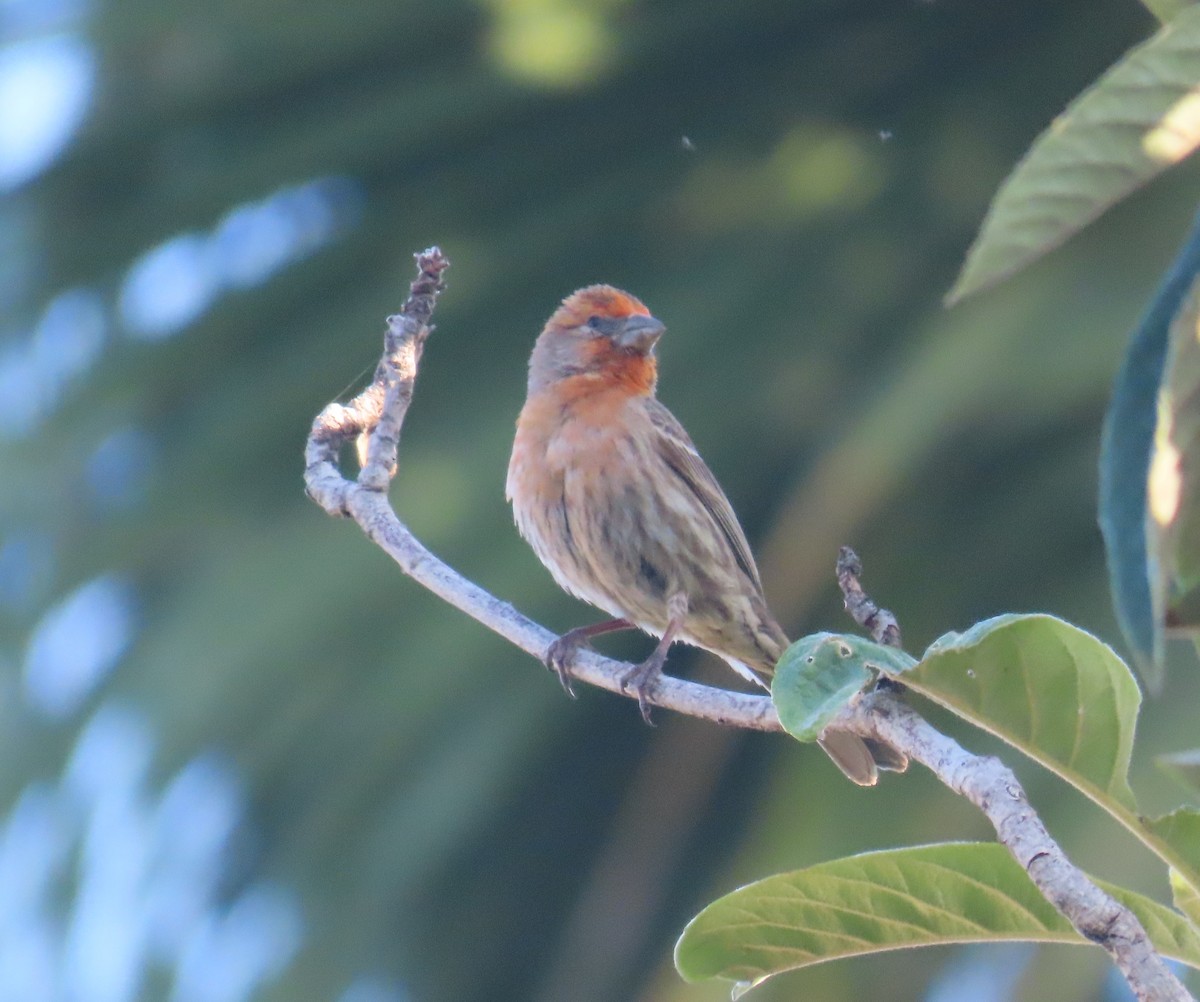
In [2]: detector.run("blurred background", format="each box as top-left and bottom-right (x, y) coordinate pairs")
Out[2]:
(2, 0), (1199, 1000)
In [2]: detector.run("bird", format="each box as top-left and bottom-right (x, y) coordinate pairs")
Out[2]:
(506, 284), (898, 785)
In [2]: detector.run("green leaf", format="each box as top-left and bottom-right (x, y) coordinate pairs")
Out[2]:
(1172, 868), (1200, 927)
(1100, 212), (1200, 686)
(1149, 274), (1200, 642)
(1158, 748), (1200, 794)
(1145, 809), (1200, 899)
(910, 614), (1141, 812)
(1144, 0), (1195, 24)
(948, 6), (1200, 304)
(675, 843), (1200, 991)
(771, 633), (914, 742)
(903, 615), (1200, 900)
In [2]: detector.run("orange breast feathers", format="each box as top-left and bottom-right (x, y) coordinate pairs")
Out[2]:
(508, 379), (632, 503)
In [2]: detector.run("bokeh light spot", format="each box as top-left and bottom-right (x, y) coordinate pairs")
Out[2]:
(0, 286), (107, 439)
(674, 123), (885, 233)
(119, 177), (362, 341)
(64, 702), (155, 807)
(119, 234), (221, 341)
(486, 2), (615, 87)
(171, 883), (304, 1002)
(23, 575), (136, 719)
(1143, 89), (1200, 164)
(33, 287), (108, 387)
(0, 34), (95, 190)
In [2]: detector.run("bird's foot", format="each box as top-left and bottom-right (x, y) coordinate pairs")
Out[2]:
(543, 618), (634, 698)
(544, 628), (593, 698)
(621, 651), (667, 725)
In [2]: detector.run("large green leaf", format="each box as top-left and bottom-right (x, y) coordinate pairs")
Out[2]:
(772, 633), (914, 742)
(893, 615), (1200, 900)
(1100, 212), (1200, 685)
(675, 843), (1200, 993)
(907, 614), (1140, 811)
(948, 6), (1200, 304)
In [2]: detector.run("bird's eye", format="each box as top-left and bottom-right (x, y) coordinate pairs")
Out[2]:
(586, 315), (603, 331)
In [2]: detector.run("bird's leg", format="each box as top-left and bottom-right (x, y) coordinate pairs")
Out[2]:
(622, 593), (688, 725)
(546, 618), (633, 696)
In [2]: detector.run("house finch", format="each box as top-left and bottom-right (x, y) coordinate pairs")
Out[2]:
(507, 285), (897, 785)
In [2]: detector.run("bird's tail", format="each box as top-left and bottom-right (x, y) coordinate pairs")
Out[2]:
(818, 731), (908, 787)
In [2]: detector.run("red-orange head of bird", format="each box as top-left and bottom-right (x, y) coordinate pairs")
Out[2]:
(526, 285), (665, 396)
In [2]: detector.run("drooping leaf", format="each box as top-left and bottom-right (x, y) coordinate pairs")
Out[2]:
(1149, 274), (1200, 643)
(947, 6), (1200, 304)
(904, 614), (1141, 812)
(771, 633), (914, 742)
(1101, 212), (1200, 686)
(675, 843), (1200, 992)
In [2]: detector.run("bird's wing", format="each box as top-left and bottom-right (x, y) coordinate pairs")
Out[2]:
(642, 398), (764, 590)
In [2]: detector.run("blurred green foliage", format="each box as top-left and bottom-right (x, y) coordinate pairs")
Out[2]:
(4, 1), (1200, 1000)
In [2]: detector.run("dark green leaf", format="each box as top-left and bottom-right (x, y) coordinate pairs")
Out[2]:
(1101, 213), (1200, 686)
(1149, 274), (1200, 642)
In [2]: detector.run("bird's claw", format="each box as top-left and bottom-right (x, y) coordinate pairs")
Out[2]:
(621, 656), (664, 726)
(544, 633), (585, 698)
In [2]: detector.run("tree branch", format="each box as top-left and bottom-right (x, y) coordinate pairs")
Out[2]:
(303, 249), (781, 733)
(835, 552), (1190, 1002)
(303, 249), (1192, 1002)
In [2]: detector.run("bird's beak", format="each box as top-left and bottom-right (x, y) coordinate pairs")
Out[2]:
(615, 314), (666, 353)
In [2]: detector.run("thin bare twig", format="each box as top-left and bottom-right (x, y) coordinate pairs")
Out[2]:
(836, 546), (901, 647)
(303, 249), (1193, 1002)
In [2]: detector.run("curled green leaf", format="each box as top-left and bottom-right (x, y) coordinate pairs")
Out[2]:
(771, 633), (914, 742)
